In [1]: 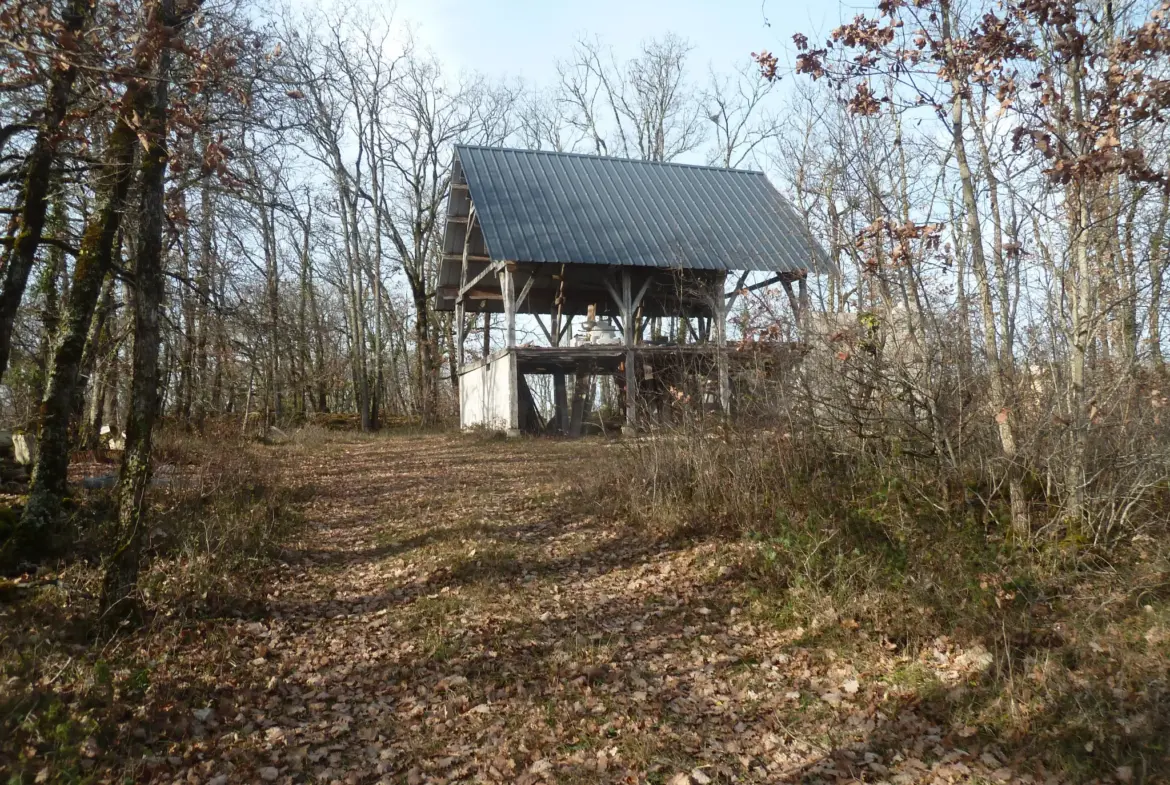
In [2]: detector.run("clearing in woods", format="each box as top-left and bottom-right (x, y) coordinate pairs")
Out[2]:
(153, 434), (1031, 783)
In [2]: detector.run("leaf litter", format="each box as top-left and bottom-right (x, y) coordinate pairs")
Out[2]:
(6, 435), (1081, 783)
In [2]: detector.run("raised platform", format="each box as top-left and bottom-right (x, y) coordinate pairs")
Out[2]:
(457, 341), (804, 434)
(459, 344), (720, 375)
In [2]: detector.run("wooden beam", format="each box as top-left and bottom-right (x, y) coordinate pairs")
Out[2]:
(458, 206), (476, 310)
(459, 259), (505, 299)
(724, 270), (752, 311)
(603, 275), (622, 313)
(780, 277), (801, 324)
(533, 312), (554, 345)
(516, 271), (537, 312)
(632, 275), (653, 313)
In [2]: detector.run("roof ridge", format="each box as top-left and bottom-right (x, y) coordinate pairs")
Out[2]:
(455, 143), (765, 176)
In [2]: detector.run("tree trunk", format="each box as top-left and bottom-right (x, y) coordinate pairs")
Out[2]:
(31, 192), (67, 405)
(412, 284), (436, 426)
(308, 263), (328, 412)
(192, 170), (214, 430)
(176, 193), (197, 423)
(17, 80), (150, 536)
(297, 195), (312, 418)
(1063, 52), (1093, 532)
(337, 186), (369, 429)
(0, 0), (94, 384)
(260, 196), (281, 428)
(942, 0), (1029, 539)
(80, 276), (115, 450)
(73, 267), (115, 443)
(1150, 189), (1168, 371)
(100, 1), (183, 622)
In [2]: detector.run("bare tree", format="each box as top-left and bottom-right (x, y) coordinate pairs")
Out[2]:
(703, 61), (782, 168)
(557, 33), (705, 162)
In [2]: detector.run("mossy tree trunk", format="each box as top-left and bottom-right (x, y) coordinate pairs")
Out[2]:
(0, 0), (94, 384)
(17, 107), (146, 538)
(100, 0), (199, 623)
(31, 191), (68, 404)
(16, 1), (174, 539)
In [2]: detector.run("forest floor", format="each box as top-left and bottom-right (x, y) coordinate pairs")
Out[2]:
(2, 432), (1155, 784)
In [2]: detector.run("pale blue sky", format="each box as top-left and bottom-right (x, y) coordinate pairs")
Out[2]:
(392, 0), (844, 86)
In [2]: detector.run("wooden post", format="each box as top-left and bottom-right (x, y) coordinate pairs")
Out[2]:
(621, 270), (637, 435)
(455, 301), (464, 370)
(483, 312), (491, 358)
(502, 265), (516, 349)
(714, 272), (731, 416)
(456, 207), (475, 372)
(500, 266), (519, 436)
(551, 301), (568, 434)
(569, 363), (589, 437)
(780, 271), (803, 329)
(553, 372), (568, 434)
(508, 353), (521, 438)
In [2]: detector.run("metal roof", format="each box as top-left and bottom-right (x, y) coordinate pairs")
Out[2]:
(452, 145), (830, 273)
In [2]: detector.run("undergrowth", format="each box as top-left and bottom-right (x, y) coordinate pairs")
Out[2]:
(0, 427), (306, 781)
(585, 427), (1170, 782)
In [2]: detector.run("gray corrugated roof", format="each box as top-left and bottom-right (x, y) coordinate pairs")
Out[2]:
(454, 145), (830, 273)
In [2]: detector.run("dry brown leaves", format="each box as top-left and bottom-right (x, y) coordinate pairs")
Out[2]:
(14, 434), (1077, 784)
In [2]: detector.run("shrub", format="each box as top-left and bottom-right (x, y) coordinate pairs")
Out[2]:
(130, 427), (304, 618)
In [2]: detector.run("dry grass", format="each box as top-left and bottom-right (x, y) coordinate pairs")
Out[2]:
(3, 428), (1168, 783)
(582, 424), (1170, 780)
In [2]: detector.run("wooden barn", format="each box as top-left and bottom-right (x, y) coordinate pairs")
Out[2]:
(437, 145), (830, 436)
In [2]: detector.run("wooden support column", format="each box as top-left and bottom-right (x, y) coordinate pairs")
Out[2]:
(483, 313), (491, 357)
(455, 301), (464, 370)
(501, 265), (517, 349)
(714, 271), (731, 416)
(779, 270), (809, 332)
(516, 272), (536, 312)
(551, 300), (569, 434)
(621, 270), (637, 435)
(569, 363), (590, 437)
(553, 374), (569, 434)
(500, 265), (519, 436)
(455, 207), (476, 376)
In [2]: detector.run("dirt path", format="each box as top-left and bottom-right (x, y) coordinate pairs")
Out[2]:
(162, 434), (1036, 785)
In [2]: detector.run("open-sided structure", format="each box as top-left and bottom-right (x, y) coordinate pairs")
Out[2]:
(439, 145), (830, 435)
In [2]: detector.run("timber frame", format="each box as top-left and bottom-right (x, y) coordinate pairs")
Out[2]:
(439, 147), (820, 437)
